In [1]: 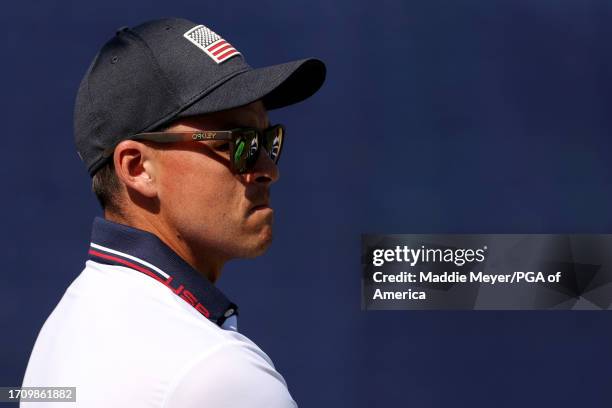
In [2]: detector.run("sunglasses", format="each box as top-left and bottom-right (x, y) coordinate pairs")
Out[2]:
(105, 124), (285, 174)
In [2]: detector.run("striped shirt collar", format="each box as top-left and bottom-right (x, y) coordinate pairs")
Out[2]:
(87, 217), (238, 326)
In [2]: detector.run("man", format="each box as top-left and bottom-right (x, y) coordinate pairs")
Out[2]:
(21, 17), (325, 407)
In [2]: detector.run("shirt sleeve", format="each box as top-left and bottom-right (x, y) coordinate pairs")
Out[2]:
(162, 342), (298, 408)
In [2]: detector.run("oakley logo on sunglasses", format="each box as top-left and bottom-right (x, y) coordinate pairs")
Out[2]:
(192, 132), (217, 140)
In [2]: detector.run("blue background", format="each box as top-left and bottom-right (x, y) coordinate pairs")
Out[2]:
(2, 0), (612, 406)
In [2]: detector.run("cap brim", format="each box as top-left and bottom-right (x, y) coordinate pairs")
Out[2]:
(178, 58), (326, 117)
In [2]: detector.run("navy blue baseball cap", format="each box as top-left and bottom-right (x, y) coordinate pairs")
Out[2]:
(74, 17), (326, 176)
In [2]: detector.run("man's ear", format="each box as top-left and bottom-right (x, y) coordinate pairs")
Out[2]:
(112, 140), (158, 199)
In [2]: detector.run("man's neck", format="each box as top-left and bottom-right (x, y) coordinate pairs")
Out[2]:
(104, 209), (224, 283)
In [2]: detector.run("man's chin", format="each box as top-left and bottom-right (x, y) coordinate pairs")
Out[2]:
(242, 228), (273, 258)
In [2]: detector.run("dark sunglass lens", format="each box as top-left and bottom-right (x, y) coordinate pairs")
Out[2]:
(246, 132), (259, 168)
(265, 126), (283, 163)
(234, 130), (258, 173)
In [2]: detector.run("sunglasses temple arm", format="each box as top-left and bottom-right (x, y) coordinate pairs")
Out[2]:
(131, 132), (196, 143)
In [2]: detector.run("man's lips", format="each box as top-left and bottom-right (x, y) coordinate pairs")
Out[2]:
(249, 201), (272, 213)
(247, 189), (271, 214)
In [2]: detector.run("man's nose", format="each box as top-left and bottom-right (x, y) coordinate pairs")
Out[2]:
(244, 147), (280, 184)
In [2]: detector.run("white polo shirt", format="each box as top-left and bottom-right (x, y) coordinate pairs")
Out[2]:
(21, 217), (297, 407)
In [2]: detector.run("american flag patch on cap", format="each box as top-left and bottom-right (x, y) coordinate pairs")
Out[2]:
(183, 25), (241, 64)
